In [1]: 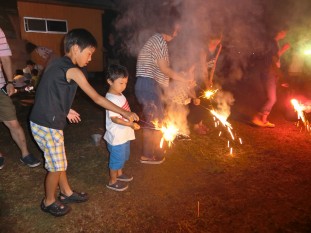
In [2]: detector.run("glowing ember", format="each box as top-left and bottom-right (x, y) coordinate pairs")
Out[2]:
(203, 89), (218, 99)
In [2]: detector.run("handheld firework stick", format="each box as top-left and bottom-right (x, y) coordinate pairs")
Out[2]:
(208, 43), (222, 87)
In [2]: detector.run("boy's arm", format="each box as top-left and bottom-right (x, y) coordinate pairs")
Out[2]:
(67, 109), (81, 123)
(67, 68), (139, 122)
(110, 116), (140, 130)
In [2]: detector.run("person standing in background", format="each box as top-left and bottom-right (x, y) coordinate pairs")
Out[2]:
(252, 29), (290, 128)
(0, 27), (41, 169)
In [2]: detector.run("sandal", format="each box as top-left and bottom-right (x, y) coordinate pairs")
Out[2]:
(40, 199), (71, 217)
(58, 191), (88, 204)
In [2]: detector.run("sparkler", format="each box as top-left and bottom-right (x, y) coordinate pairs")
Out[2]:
(202, 89), (218, 100)
(152, 121), (180, 148)
(140, 119), (191, 147)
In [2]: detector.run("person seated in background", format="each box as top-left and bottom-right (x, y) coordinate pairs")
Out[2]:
(13, 69), (28, 89)
(23, 60), (43, 79)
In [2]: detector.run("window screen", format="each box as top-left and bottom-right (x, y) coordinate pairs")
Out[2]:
(24, 17), (67, 34)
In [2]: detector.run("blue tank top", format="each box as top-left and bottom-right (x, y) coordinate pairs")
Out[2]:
(30, 56), (86, 129)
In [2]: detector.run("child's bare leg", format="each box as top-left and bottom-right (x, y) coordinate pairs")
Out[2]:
(45, 171), (61, 206)
(117, 169), (122, 177)
(59, 171), (73, 197)
(109, 169), (118, 184)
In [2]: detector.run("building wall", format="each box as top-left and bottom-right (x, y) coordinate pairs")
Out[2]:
(17, 1), (104, 72)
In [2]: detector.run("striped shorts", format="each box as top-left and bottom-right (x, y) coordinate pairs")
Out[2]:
(30, 121), (67, 172)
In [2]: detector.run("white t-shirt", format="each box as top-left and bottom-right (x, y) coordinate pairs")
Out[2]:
(0, 28), (12, 88)
(104, 93), (135, 145)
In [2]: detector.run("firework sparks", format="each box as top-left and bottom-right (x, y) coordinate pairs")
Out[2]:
(291, 99), (310, 133)
(205, 108), (243, 155)
(152, 120), (180, 148)
(210, 110), (232, 130)
(202, 89), (218, 100)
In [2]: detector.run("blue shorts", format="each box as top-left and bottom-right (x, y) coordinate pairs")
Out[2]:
(107, 141), (130, 170)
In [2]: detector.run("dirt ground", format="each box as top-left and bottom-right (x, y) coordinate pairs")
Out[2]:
(0, 74), (311, 233)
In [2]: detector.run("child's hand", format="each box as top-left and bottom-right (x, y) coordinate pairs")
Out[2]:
(67, 109), (81, 123)
(193, 98), (201, 105)
(131, 122), (140, 130)
(124, 111), (139, 122)
(189, 79), (197, 88)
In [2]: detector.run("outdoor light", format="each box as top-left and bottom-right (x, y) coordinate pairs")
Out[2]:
(303, 49), (311, 55)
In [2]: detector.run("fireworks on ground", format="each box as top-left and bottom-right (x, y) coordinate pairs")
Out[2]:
(199, 87), (242, 156)
(150, 120), (189, 148)
(291, 99), (310, 133)
(208, 109), (242, 155)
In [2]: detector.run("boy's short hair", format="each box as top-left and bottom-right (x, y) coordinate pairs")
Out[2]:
(107, 64), (128, 82)
(64, 28), (97, 53)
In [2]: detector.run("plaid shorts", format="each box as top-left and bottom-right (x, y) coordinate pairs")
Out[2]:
(30, 121), (67, 172)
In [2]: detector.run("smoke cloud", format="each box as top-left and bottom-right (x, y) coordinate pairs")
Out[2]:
(114, 0), (311, 126)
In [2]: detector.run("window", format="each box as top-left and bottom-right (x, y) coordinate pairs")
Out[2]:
(24, 17), (68, 34)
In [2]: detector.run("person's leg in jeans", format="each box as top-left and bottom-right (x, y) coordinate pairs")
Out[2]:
(135, 77), (165, 160)
(252, 71), (277, 127)
(260, 72), (277, 123)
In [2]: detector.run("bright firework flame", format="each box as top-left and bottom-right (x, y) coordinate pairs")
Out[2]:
(203, 89), (218, 99)
(152, 120), (180, 148)
(291, 99), (310, 132)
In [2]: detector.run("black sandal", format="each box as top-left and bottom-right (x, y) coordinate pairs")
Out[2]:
(58, 191), (88, 204)
(40, 199), (71, 217)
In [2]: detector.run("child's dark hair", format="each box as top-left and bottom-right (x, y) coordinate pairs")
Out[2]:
(26, 59), (35, 66)
(31, 68), (38, 76)
(158, 7), (181, 36)
(107, 64), (128, 82)
(64, 28), (97, 53)
(15, 69), (23, 76)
